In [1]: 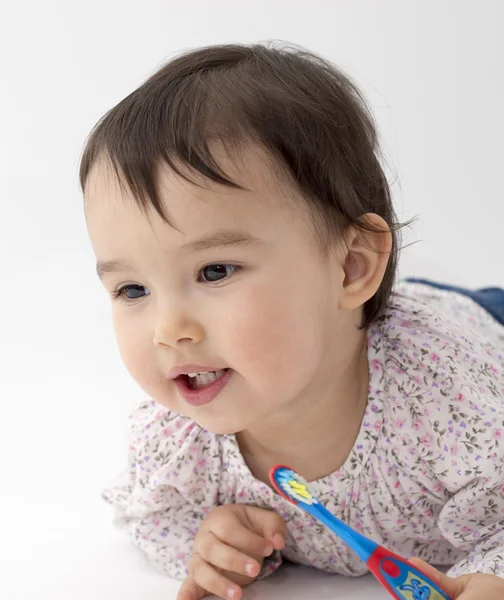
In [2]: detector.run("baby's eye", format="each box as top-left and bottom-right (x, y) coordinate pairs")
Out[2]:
(199, 264), (239, 283)
(114, 284), (151, 301)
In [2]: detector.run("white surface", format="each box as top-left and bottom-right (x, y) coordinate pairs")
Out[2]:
(1, 1), (502, 598)
(0, 496), (386, 599)
(0, 498), (385, 600)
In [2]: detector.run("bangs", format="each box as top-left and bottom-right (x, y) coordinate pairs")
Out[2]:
(80, 77), (258, 222)
(79, 46), (320, 222)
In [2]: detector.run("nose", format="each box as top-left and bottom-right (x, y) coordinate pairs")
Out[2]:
(153, 307), (205, 348)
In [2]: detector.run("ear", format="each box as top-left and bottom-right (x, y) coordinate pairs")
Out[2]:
(338, 213), (393, 311)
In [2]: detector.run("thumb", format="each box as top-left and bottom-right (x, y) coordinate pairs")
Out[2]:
(408, 557), (467, 598)
(245, 506), (287, 550)
(177, 576), (208, 600)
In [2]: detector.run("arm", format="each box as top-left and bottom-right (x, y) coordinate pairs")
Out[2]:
(102, 400), (223, 580)
(104, 489), (205, 579)
(438, 477), (504, 578)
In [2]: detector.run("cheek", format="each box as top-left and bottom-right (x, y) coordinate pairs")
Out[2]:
(112, 312), (155, 385)
(224, 282), (325, 387)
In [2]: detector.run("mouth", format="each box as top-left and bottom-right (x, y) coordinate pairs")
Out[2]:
(174, 368), (233, 407)
(181, 368), (230, 390)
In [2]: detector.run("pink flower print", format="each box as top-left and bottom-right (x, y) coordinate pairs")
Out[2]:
(412, 420), (421, 431)
(454, 393), (463, 403)
(419, 432), (434, 447)
(152, 518), (161, 527)
(401, 319), (412, 328)
(450, 442), (458, 456)
(395, 417), (407, 429)
(430, 353), (441, 362)
(161, 428), (172, 437)
(492, 429), (503, 441)
(370, 359), (382, 372)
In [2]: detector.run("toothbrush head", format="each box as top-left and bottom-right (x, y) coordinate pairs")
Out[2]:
(269, 464), (319, 507)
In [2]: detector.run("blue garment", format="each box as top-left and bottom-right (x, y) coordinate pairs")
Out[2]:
(405, 278), (504, 326)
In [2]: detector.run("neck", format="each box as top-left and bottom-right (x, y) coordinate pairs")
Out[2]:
(237, 330), (369, 483)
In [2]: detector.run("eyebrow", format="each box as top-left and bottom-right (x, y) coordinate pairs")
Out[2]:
(180, 230), (262, 253)
(96, 230), (262, 280)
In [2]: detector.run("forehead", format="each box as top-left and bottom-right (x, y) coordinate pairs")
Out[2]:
(84, 146), (310, 256)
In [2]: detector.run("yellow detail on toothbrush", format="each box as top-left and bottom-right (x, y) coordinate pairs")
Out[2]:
(288, 479), (313, 500)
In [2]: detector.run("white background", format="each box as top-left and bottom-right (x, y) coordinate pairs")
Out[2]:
(1, 1), (502, 598)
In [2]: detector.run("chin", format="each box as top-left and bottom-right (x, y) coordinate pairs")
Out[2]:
(192, 415), (249, 436)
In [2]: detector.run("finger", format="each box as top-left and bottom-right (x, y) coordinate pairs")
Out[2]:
(408, 557), (466, 597)
(190, 553), (243, 600)
(211, 519), (274, 557)
(198, 531), (261, 578)
(245, 506), (287, 549)
(177, 576), (207, 600)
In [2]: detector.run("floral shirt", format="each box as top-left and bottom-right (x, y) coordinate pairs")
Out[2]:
(103, 282), (504, 581)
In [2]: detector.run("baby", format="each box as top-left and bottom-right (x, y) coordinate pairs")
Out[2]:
(80, 43), (504, 600)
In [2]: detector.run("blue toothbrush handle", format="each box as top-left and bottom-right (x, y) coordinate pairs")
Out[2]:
(309, 503), (453, 599)
(269, 465), (454, 599)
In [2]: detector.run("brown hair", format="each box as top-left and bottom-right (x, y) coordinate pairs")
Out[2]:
(79, 42), (403, 327)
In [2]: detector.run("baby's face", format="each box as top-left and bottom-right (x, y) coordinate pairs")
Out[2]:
(85, 148), (355, 434)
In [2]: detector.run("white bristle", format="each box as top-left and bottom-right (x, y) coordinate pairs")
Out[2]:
(275, 468), (318, 505)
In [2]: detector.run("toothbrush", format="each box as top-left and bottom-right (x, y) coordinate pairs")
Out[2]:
(269, 465), (453, 600)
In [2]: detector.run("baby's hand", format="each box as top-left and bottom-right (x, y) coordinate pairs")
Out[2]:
(409, 558), (504, 599)
(177, 504), (286, 600)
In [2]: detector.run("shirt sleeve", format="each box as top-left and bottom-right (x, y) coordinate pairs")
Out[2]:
(440, 477), (504, 578)
(386, 285), (504, 577)
(102, 400), (223, 580)
(412, 385), (504, 578)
